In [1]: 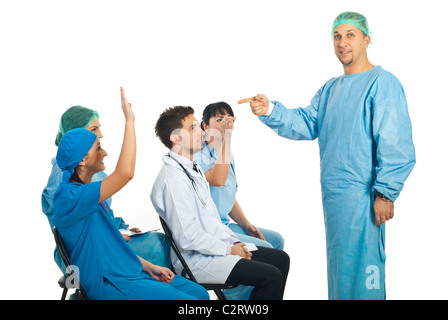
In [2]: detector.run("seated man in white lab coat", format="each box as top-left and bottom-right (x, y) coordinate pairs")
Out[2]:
(150, 106), (290, 300)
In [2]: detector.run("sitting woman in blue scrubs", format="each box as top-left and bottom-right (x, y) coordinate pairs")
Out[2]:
(194, 102), (284, 251)
(51, 87), (208, 300)
(42, 104), (171, 271)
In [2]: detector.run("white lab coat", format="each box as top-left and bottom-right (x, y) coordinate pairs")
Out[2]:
(150, 151), (241, 283)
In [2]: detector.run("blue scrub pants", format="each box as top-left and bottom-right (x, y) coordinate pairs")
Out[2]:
(228, 223), (285, 250)
(128, 231), (172, 268)
(103, 274), (209, 300)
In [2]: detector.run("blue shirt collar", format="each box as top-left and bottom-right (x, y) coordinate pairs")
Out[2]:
(203, 141), (218, 160)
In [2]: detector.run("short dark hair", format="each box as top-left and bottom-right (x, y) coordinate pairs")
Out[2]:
(201, 102), (234, 130)
(155, 106), (195, 149)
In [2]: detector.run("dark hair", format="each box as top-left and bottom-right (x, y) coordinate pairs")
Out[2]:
(201, 102), (234, 129)
(155, 106), (195, 149)
(71, 170), (85, 184)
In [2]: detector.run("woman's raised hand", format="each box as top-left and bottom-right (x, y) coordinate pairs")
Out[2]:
(120, 87), (134, 122)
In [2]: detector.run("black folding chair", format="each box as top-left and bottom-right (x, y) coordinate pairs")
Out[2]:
(159, 217), (238, 300)
(53, 227), (89, 300)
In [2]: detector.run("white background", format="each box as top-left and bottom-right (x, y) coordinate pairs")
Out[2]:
(1, 0), (446, 300)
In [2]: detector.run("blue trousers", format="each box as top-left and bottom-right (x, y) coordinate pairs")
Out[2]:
(127, 231), (172, 268)
(103, 274), (209, 300)
(228, 223), (285, 250)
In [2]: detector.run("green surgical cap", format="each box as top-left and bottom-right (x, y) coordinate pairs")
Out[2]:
(332, 11), (370, 37)
(55, 105), (99, 146)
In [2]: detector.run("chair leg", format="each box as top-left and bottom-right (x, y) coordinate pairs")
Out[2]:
(61, 288), (68, 300)
(214, 290), (227, 300)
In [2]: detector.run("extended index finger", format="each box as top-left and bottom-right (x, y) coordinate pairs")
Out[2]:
(238, 97), (255, 104)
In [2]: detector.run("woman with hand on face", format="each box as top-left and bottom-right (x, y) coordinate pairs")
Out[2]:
(51, 88), (208, 300)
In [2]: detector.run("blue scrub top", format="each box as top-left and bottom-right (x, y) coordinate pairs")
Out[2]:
(42, 157), (114, 230)
(42, 157), (128, 272)
(194, 142), (237, 225)
(52, 180), (145, 300)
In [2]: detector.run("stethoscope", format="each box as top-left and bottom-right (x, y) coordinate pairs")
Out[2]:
(168, 154), (208, 208)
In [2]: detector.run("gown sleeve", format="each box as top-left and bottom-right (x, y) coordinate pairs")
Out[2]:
(258, 88), (322, 141)
(371, 72), (416, 201)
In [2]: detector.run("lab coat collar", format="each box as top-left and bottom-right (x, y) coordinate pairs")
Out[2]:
(165, 150), (205, 178)
(166, 150), (195, 170)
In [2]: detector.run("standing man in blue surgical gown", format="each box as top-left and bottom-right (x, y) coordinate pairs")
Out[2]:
(239, 12), (416, 300)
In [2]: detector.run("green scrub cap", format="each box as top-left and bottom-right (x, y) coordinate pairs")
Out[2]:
(55, 105), (99, 146)
(332, 11), (370, 37)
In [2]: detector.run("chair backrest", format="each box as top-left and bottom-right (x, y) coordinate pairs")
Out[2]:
(159, 217), (239, 300)
(53, 227), (71, 270)
(159, 217), (198, 282)
(53, 227), (89, 300)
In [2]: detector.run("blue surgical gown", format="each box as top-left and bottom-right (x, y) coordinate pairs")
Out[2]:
(259, 66), (415, 299)
(52, 180), (208, 300)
